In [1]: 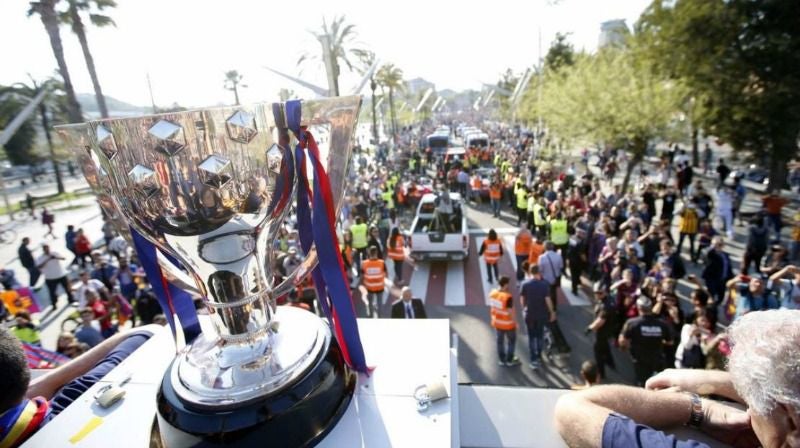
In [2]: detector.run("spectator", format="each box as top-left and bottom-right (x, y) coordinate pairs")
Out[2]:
(91, 258), (118, 290)
(701, 236), (733, 305)
(36, 244), (74, 309)
(762, 191), (788, 242)
(11, 311), (41, 345)
(538, 241), (564, 311)
(769, 264), (800, 310)
(74, 307), (104, 347)
(86, 290), (115, 338)
(134, 286), (162, 325)
(74, 271), (104, 308)
(41, 207), (55, 239)
(555, 310), (798, 448)
(520, 265), (556, 369)
(742, 215), (769, 274)
(570, 360), (601, 390)
(73, 228), (93, 269)
(725, 274), (780, 320)
(64, 225), (78, 266)
(17, 237), (40, 288)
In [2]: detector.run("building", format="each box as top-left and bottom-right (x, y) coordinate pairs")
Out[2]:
(599, 19), (629, 48)
(406, 77), (436, 96)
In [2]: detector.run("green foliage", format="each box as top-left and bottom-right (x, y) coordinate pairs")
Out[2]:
(544, 33), (575, 73)
(298, 15), (365, 96)
(495, 68), (518, 120)
(0, 91), (39, 165)
(637, 0), (800, 190)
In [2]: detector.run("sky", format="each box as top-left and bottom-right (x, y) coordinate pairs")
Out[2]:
(1, 0), (652, 109)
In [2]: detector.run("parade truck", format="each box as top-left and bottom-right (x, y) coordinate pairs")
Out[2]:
(407, 192), (469, 261)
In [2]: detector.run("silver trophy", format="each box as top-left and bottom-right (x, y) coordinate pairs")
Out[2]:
(56, 96), (361, 446)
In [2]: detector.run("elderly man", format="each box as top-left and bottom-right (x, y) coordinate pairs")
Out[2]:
(390, 287), (427, 319)
(555, 310), (799, 448)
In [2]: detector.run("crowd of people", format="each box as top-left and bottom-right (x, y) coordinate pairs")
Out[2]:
(2, 218), (167, 362)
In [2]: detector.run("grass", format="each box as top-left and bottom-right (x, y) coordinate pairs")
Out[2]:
(0, 190), (94, 215)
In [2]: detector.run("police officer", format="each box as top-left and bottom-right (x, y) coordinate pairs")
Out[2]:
(585, 283), (617, 379)
(618, 296), (674, 386)
(350, 217), (369, 274)
(515, 185), (528, 226)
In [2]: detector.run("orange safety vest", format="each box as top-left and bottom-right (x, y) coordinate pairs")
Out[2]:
(489, 185), (502, 199)
(482, 239), (502, 265)
(528, 242), (545, 265)
(515, 231), (532, 256)
(387, 236), (405, 261)
(342, 245), (354, 267)
(362, 259), (386, 292)
(397, 188), (405, 205)
(489, 289), (515, 330)
(471, 177), (482, 190)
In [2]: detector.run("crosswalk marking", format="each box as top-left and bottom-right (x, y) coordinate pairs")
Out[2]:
(502, 235), (518, 272)
(408, 261), (430, 303)
(444, 261), (466, 306)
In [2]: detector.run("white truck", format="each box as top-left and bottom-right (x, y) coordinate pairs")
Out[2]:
(407, 192), (469, 261)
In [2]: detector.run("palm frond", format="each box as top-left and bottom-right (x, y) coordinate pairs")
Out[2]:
(89, 13), (115, 27)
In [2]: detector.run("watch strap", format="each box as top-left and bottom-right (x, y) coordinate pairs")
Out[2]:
(686, 393), (704, 428)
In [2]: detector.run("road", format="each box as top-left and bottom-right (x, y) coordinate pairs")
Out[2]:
(1, 148), (794, 390)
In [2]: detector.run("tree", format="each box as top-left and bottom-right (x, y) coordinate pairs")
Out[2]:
(60, 0), (115, 118)
(28, 0), (83, 123)
(353, 49), (379, 144)
(544, 32), (575, 73)
(533, 46), (686, 192)
(1, 78), (70, 192)
(376, 64), (404, 140)
(638, 0), (800, 191)
(495, 68), (518, 120)
(299, 15), (364, 96)
(223, 70), (245, 105)
(0, 89), (39, 165)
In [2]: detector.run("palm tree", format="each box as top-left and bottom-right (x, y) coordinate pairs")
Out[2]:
(1, 78), (68, 193)
(376, 64), (404, 139)
(60, 0), (116, 118)
(28, 0), (83, 123)
(298, 15), (364, 96)
(224, 70), (245, 105)
(353, 49), (379, 143)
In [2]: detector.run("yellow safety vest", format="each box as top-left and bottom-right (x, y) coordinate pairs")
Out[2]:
(515, 189), (528, 209)
(550, 219), (569, 245)
(533, 204), (546, 226)
(351, 223), (368, 249)
(382, 191), (394, 209)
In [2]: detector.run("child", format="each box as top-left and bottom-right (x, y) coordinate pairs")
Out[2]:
(12, 311), (41, 345)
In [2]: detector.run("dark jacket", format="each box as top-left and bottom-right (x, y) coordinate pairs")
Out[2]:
(18, 244), (35, 269)
(702, 249), (734, 285)
(391, 298), (427, 319)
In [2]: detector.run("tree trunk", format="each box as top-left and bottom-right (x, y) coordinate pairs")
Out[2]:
(691, 126), (699, 167)
(39, 103), (64, 194)
(37, 0), (83, 123)
(370, 79), (378, 144)
(621, 151), (643, 194)
(69, 1), (109, 118)
(388, 87), (397, 140)
(233, 84), (240, 105)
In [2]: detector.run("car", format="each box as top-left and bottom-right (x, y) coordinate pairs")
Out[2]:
(407, 192), (469, 261)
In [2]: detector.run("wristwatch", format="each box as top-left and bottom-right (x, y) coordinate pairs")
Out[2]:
(686, 393), (704, 428)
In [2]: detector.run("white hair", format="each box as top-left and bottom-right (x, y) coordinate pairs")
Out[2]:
(727, 310), (800, 416)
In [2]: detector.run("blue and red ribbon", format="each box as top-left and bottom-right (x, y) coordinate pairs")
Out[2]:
(130, 227), (201, 344)
(286, 100), (370, 374)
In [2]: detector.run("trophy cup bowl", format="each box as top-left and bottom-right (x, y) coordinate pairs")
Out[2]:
(56, 124), (201, 296)
(56, 96), (361, 447)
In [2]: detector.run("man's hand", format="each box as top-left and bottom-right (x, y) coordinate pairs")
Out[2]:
(646, 369), (742, 403)
(701, 399), (758, 448)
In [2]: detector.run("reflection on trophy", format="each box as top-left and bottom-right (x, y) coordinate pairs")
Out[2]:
(57, 96), (362, 446)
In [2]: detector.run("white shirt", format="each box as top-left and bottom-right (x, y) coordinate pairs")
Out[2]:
(36, 252), (68, 280)
(75, 279), (105, 308)
(716, 189), (733, 212)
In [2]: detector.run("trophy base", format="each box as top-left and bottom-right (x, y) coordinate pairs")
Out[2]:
(155, 326), (356, 447)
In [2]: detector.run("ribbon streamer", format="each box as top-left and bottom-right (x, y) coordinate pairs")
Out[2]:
(286, 100), (370, 373)
(130, 228), (201, 343)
